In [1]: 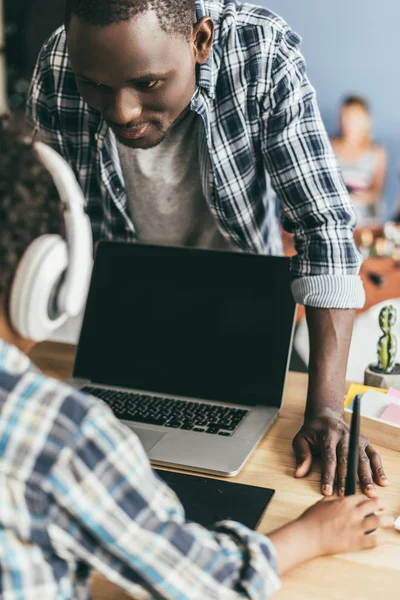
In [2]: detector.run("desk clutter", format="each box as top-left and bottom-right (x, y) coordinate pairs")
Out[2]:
(344, 383), (400, 452)
(358, 222), (400, 260)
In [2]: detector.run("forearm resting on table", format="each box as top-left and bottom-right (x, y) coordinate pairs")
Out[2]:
(305, 307), (355, 417)
(268, 520), (317, 576)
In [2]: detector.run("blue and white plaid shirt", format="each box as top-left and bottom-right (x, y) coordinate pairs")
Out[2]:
(0, 338), (280, 599)
(27, 0), (364, 309)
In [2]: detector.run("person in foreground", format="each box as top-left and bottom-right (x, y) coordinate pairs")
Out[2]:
(0, 121), (385, 598)
(27, 0), (389, 497)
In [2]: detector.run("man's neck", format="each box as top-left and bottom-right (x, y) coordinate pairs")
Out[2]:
(0, 312), (35, 355)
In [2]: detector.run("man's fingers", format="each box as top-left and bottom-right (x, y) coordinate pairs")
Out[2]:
(292, 417), (389, 500)
(321, 434), (339, 496)
(292, 434), (313, 478)
(336, 437), (349, 496)
(366, 445), (390, 487)
(358, 448), (377, 497)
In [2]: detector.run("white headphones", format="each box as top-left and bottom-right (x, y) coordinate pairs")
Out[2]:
(9, 142), (93, 342)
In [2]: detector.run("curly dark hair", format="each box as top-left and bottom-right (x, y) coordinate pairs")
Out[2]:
(65, 0), (197, 39)
(0, 117), (64, 298)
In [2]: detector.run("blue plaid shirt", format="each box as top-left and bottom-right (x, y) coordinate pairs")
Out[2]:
(0, 338), (280, 599)
(27, 0), (364, 309)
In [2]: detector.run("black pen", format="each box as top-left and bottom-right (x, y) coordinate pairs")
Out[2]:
(345, 394), (361, 496)
(345, 394), (376, 534)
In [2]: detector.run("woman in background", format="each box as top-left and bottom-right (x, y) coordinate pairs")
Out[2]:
(332, 96), (387, 225)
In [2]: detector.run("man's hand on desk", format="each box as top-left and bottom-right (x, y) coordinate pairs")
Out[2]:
(294, 307), (390, 497)
(292, 409), (389, 496)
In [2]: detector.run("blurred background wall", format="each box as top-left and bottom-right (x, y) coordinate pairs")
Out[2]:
(265, 0), (400, 219)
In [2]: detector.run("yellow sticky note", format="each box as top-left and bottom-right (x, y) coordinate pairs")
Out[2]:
(344, 383), (388, 409)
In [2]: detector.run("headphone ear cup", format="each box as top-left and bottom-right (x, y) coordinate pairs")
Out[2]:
(9, 235), (69, 341)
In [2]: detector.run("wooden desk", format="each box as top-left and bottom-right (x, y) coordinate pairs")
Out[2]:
(29, 343), (400, 600)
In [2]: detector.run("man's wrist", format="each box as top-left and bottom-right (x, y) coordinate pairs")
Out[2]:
(305, 399), (345, 421)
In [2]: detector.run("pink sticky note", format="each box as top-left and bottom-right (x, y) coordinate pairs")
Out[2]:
(380, 403), (400, 426)
(388, 387), (400, 400)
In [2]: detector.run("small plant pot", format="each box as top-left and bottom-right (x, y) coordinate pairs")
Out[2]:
(364, 363), (400, 389)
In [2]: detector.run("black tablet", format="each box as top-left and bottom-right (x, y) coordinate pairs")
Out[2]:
(154, 469), (275, 530)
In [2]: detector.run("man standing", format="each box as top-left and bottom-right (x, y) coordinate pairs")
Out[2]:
(28, 0), (388, 495)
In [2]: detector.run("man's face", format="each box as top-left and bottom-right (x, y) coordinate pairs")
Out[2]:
(67, 11), (204, 149)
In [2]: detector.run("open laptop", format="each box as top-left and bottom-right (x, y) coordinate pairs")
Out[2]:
(71, 242), (296, 476)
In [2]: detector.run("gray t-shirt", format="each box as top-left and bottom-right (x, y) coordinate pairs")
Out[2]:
(118, 109), (232, 250)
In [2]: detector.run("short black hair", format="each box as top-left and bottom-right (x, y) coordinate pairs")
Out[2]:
(0, 117), (64, 298)
(342, 95), (370, 113)
(65, 0), (197, 38)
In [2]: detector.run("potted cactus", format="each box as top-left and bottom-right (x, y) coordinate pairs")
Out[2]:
(364, 305), (400, 388)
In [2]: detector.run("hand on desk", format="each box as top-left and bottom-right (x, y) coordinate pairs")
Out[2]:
(269, 495), (385, 576)
(292, 409), (390, 496)
(300, 495), (384, 556)
(300, 307), (390, 497)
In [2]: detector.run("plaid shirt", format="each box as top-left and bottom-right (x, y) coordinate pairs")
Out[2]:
(0, 338), (280, 599)
(27, 0), (364, 309)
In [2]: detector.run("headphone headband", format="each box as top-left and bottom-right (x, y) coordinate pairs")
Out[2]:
(34, 142), (93, 316)
(9, 142), (93, 341)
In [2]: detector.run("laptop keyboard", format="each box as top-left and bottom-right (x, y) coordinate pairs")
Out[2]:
(82, 387), (249, 436)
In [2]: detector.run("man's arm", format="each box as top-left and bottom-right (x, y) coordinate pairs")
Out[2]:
(293, 307), (389, 496)
(260, 25), (387, 494)
(49, 401), (281, 600)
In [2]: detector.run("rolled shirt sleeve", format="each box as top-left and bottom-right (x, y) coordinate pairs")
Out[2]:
(261, 26), (365, 309)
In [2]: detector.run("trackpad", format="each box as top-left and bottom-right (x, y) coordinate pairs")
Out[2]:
(131, 427), (166, 453)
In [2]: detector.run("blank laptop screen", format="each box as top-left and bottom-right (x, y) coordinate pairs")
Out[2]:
(74, 242), (296, 408)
